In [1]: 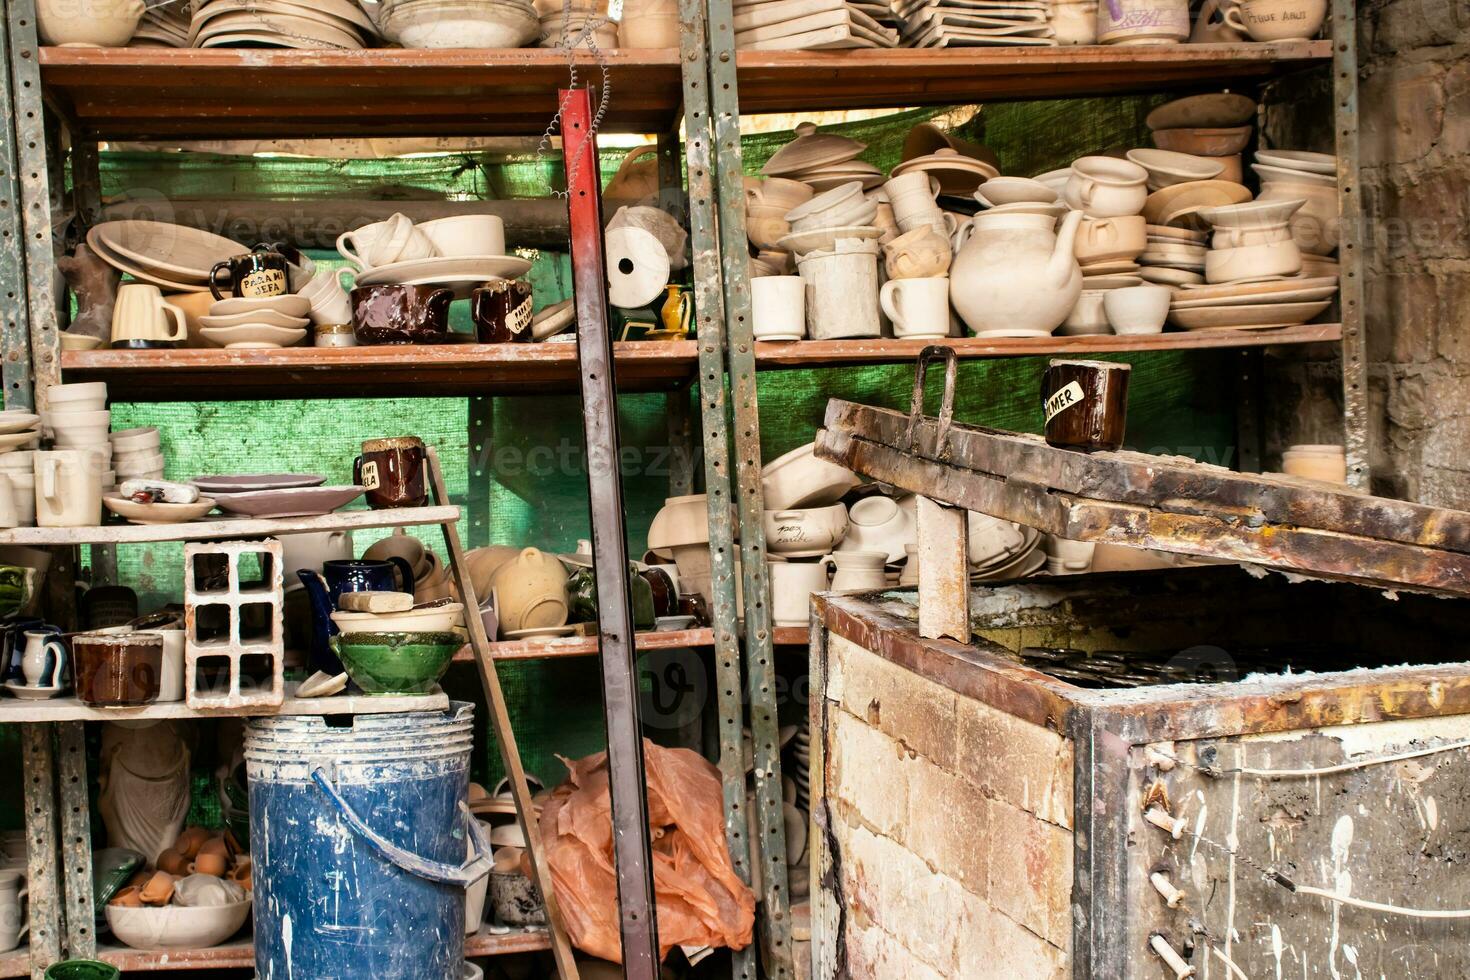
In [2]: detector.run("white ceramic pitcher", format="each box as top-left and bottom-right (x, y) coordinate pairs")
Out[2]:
(819, 550), (887, 593)
(21, 630), (66, 689)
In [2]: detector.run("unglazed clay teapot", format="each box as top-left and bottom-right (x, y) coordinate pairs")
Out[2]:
(950, 209), (1083, 338)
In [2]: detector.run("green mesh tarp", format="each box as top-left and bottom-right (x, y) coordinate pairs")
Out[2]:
(45, 97), (1228, 801)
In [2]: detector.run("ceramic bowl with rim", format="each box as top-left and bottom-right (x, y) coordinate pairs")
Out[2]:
(1125, 148), (1225, 190)
(382, 0), (539, 48)
(330, 602), (464, 635)
(836, 494), (913, 564)
(110, 427), (161, 454)
(647, 493), (714, 556)
(763, 503), (849, 558)
(1151, 126), (1254, 157)
(332, 630), (461, 694)
(105, 897), (251, 950)
(38, 0), (144, 46)
(761, 442), (861, 510)
(973, 176), (1058, 208)
(44, 383), (108, 413)
(1204, 240), (1303, 284)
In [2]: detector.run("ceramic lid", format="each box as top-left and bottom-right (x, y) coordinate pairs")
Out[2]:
(890, 148), (998, 194)
(760, 122), (867, 177)
(901, 122), (1001, 169)
(1145, 93), (1257, 131)
(1142, 180), (1253, 226)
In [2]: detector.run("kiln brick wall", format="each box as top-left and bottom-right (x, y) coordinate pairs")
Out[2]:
(817, 636), (1071, 979)
(1265, 0), (1470, 503)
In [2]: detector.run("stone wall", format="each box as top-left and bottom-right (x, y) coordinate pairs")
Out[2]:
(1265, 0), (1470, 503)
(813, 636), (1072, 980)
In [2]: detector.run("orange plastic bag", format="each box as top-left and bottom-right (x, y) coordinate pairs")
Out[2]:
(539, 739), (756, 963)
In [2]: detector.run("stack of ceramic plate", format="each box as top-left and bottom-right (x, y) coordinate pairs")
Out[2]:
(189, 0), (379, 48)
(1166, 276), (1339, 332)
(1147, 93), (1257, 185)
(87, 221), (247, 294)
(732, 0), (897, 50)
(191, 474), (365, 519)
(198, 295), (311, 349)
(1135, 226), (1207, 285)
(535, 0), (614, 47)
(130, 4), (190, 46)
(970, 520), (1044, 581)
(892, 0), (1054, 46)
(0, 411), (42, 461)
(379, 0), (539, 47)
(761, 122), (882, 192)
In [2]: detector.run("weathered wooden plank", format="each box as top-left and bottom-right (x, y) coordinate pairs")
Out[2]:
(820, 398), (1470, 555)
(0, 505), (460, 547)
(0, 688), (447, 723)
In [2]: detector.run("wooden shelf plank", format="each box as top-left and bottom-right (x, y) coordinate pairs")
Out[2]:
(0, 685), (447, 723)
(735, 42), (1330, 112)
(458, 628), (715, 661)
(60, 343), (699, 402)
(755, 323), (1343, 368)
(0, 505), (460, 546)
(40, 47), (683, 139)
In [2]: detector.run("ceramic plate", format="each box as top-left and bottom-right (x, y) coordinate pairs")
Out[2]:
(4, 680), (64, 700)
(777, 225), (882, 255)
(209, 295), (312, 318)
(503, 626), (577, 641)
(1145, 223), (1207, 244)
(104, 495), (218, 525)
(1254, 149), (1335, 175)
(88, 236), (212, 293)
(1251, 162), (1336, 188)
(192, 474), (326, 494)
(200, 310), (310, 330)
(1168, 300), (1332, 331)
(1078, 260), (1141, 275)
(88, 221), (246, 282)
(802, 172), (885, 192)
(352, 255), (533, 300)
(1139, 267), (1204, 287)
(213, 484), (365, 518)
(0, 412), (40, 435)
(0, 432), (39, 451)
(1078, 274), (1143, 290)
(200, 325), (308, 349)
(1177, 275), (1338, 299)
(1172, 281), (1339, 309)
(1141, 180), (1253, 227)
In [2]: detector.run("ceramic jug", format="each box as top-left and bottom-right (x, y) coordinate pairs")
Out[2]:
(280, 530), (355, 587)
(297, 558), (414, 673)
(0, 870), (26, 952)
(21, 630), (66, 689)
(489, 547), (569, 634)
(950, 209), (1083, 338)
(819, 551), (887, 593)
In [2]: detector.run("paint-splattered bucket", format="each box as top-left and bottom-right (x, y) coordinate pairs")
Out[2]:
(245, 703), (492, 980)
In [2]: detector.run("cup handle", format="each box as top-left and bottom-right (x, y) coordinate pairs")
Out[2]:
(1096, 219), (1117, 244)
(387, 556), (415, 594)
(45, 639), (65, 689)
(161, 302), (188, 343)
(40, 459), (59, 505)
(336, 232), (368, 272)
(940, 212), (959, 236)
(351, 455), (364, 487)
(879, 279), (907, 332)
(336, 267), (357, 292)
(1223, 4), (1246, 31)
(1076, 176), (1097, 208)
(207, 262), (232, 301)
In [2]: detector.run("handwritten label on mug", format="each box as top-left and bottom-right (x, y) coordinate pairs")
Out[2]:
(359, 461), (381, 491)
(1044, 381), (1087, 424)
(239, 268), (287, 297)
(508, 296), (534, 336)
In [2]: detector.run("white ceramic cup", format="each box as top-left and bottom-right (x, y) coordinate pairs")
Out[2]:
(417, 215), (506, 258)
(1065, 156), (1149, 218)
(336, 213), (437, 271)
(0, 475), (17, 530)
(767, 559), (830, 628)
(111, 283), (186, 346)
(819, 550), (887, 593)
(752, 276), (805, 341)
(34, 449), (103, 528)
(155, 628), (186, 702)
(7, 469), (35, 527)
(0, 870), (27, 953)
(879, 277), (951, 340)
(1225, 0), (1326, 40)
(1103, 285), (1172, 335)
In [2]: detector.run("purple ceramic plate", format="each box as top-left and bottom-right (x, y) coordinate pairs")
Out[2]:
(212, 485), (364, 519)
(191, 474), (326, 495)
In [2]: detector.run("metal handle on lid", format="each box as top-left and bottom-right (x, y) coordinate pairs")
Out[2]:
(904, 344), (958, 461)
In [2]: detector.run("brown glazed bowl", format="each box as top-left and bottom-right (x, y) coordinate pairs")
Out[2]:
(73, 631), (164, 707)
(350, 284), (453, 345)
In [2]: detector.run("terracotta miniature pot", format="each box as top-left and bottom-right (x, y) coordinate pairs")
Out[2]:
(190, 852), (228, 878)
(139, 871), (176, 906)
(175, 827), (210, 860)
(108, 886), (144, 909)
(156, 849), (190, 877)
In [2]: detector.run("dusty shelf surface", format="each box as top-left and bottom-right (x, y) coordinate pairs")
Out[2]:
(0, 684), (448, 723)
(0, 505), (461, 546)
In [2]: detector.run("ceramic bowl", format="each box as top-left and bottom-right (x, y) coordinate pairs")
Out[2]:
(1125, 148), (1225, 190)
(109, 427), (161, 454)
(761, 442), (861, 510)
(1103, 285), (1171, 335)
(38, 0), (144, 46)
(382, 0), (539, 48)
(330, 603), (465, 635)
(647, 493), (714, 555)
(106, 897), (251, 950)
(750, 177), (815, 211)
(332, 631), (461, 694)
(45, 382), (108, 413)
(1151, 126), (1254, 157)
(1204, 241), (1302, 284)
(973, 176), (1058, 208)
(836, 495), (913, 564)
(763, 503), (849, 557)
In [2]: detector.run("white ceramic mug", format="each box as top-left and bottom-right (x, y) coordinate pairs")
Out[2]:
(111, 283), (186, 346)
(768, 559), (830, 628)
(879, 277), (951, 340)
(0, 870), (27, 953)
(33, 449), (102, 528)
(156, 628), (186, 702)
(752, 276), (805, 341)
(336, 213), (437, 271)
(1225, 0), (1326, 40)
(300, 268), (355, 325)
(417, 215), (506, 258)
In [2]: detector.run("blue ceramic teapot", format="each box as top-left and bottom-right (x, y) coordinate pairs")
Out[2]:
(298, 558), (414, 674)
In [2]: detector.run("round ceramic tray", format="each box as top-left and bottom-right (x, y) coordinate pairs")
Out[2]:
(88, 235), (210, 293)
(87, 221), (245, 282)
(104, 495), (218, 525)
(212, 484), (364, 518)
(192, 474), (326, 494)
(1254, 149), (1336, 175)
(1168, 300), (1332, 332)
(1171, 280), (1339, 309)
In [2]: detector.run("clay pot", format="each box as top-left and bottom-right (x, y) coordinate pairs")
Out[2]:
(190, 852), (228, 878)
(1073, 216), (1146, 264)
(488, 547), (569, 634)
(950, 210), (1083, 338)
(198, 837), (230, 860)
(1065, 157), (1149, 218)
(156, 849), (190, 877)
(109, 886), (144, 908)
(175, 827), (211, 860)
(230, 859), (253, 891)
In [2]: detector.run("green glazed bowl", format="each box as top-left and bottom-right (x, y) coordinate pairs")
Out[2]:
(331, 630), (461, 695)
(45, 962), (121, 980)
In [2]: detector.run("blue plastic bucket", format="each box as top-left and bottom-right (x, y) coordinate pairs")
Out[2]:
(245, 703), (492, 980)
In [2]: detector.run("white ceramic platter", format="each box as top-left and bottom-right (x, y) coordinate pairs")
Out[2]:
(200, 325), (309, 348)
(0, 412), (40, 435)
(353, 255), (533, 299)
(88, 236), (211, 293)
(104, 495), (219, 525)
(212, 484), (364, 518)
(1168, 300), (1332, 331)
(87, 221), (246, 282)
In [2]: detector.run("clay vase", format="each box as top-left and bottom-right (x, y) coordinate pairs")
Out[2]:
(488, 547), (570, 633)
(950, 209), (1083, 338)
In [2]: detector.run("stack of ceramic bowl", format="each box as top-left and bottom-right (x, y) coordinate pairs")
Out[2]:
(648, 493), (725, 603)
(1147, 93), (1256, 185)
(744, 177), (813, 278)
(110, 427), (165, 485)
(733, 0), (898, 51)
(43, 383), (114, 494)
(968, 514), (1043, 581)
(130, 4), (190, 46)
(776, 182), (881, 258)
(1252, 148), (1339, 267)
(1281, 444), (1347, 484)
(189, 0), (379, 48)
(536, 0), (614, 48)
(379, 0), (538, 47)
(892, 0), (1054, 47)
(198, 295), (311, 350)
(761, 123), (880, 193)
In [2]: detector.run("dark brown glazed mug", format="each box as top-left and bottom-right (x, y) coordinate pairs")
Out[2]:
(353, 436), (428, 509)
(73, 632), (163, 706)
(1042, 358), (1131, 452)
(470, 281), (534, 344)
(209, 244), (289, 300)
(350, 284), (453, 345)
